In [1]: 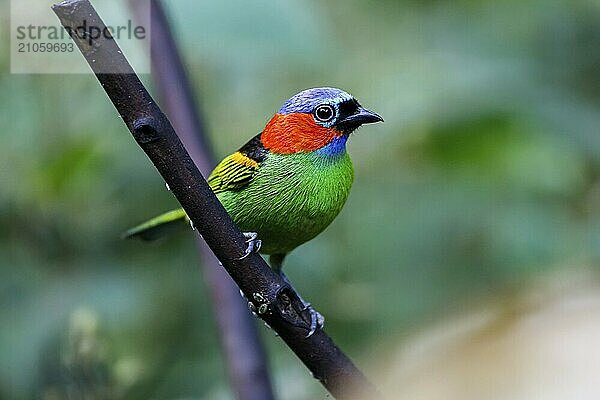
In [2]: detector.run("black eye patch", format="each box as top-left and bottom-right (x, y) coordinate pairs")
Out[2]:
(337, 99), (359, 122)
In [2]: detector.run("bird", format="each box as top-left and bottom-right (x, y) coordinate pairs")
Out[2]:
(125, 87), (383, 335)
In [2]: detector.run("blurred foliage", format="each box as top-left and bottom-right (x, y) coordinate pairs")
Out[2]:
(1, 0), (599, 399)
(374, 272), (600, 400)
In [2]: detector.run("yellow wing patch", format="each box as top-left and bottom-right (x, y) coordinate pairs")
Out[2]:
(230, 151), (259, 169)
(208, 151), (260, 194)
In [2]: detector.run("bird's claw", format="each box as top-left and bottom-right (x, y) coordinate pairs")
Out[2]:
(299, 299), (324, 337)
(238, 232), (261, 260)
(306, 305), (325, 338)
(276, 270), (325, 337)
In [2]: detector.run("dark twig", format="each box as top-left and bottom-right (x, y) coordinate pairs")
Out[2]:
(127, 1), (275, 399)
(52, 1), (380, 398)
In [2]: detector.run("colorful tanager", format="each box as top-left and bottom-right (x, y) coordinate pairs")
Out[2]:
(126, 87), (383, 334)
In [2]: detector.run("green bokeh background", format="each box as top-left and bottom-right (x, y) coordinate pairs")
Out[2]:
(1, 0), (599, 399)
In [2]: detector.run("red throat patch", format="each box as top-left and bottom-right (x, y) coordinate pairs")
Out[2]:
(260, 113), (341, 154)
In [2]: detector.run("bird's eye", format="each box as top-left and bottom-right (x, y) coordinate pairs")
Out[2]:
(314, 104), (335, 123)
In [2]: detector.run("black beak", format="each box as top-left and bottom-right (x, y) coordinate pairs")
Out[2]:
(336, 106), (384, 131)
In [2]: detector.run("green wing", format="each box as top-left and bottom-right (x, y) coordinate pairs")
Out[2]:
(207, 151), (260, 193)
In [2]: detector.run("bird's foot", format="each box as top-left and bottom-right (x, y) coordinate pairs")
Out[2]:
(303, 302), (325, 338)
(237, 232), (261, 259)
(278, 271), (324, 337)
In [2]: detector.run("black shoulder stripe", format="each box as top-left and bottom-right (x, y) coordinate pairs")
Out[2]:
(238, 133), (268, 163)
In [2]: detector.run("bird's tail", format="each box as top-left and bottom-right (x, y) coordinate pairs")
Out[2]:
(123, 208), (189, 241)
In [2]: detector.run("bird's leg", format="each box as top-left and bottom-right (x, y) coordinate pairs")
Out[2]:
(269, 254), (324, 337)
(269, 253), (286, 274)
(238, 232), (262, 259)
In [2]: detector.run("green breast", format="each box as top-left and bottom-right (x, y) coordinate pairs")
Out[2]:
(217, 150), (354, 255)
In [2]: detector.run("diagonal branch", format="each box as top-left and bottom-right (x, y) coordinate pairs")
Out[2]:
(127, 1), (275, 399)
(52, 1), (380, 398)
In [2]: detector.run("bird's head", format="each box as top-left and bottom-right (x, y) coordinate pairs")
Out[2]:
(261, 87), (383, 155)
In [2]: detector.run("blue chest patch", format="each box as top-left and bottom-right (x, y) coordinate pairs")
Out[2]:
(315, 135), (348, 158)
